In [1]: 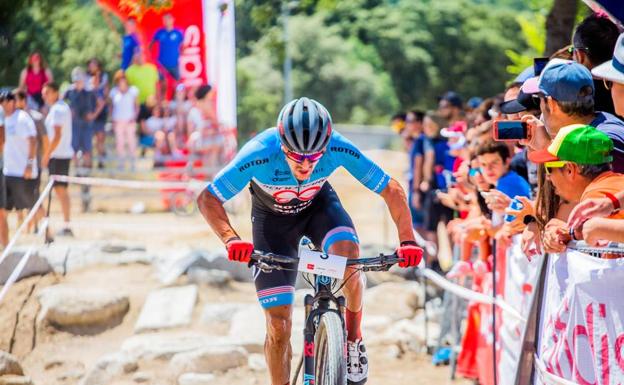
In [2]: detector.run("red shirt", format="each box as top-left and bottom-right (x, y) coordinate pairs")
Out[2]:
(25, 68), (48, 96)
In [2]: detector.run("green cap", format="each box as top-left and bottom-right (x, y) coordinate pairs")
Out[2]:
(528, 124), (613, 165)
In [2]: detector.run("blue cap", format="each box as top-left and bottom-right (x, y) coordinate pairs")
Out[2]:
(538, 62), (594, 103)
(467, 96), (483, 109)
(514, 66), (534, 84)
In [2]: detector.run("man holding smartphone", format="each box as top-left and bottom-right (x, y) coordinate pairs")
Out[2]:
(522, 60), (624, 173)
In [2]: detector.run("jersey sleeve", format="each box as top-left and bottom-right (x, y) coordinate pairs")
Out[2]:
(206, 138), (268, 202)
(329, 132), (391, 194)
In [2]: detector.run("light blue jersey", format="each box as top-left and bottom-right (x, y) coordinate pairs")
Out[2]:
(207, 128), (391, 214)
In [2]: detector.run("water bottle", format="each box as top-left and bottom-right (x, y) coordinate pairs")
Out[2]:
(504, 198), (524, 223)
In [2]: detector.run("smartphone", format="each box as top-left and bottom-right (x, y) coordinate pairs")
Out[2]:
(534, 57), (549, 77)
(493, 120), (527, 141)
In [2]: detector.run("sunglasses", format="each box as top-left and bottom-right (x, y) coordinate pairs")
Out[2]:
(567, 46), (589, 55)
(544, 161), (567, 175)
(285, 149), (325, 164)
(468, 167), (482, 177)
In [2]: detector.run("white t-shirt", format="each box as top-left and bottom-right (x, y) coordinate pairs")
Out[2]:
(145, 116), (164, 135)
(110, 86), (138, 121)
(45, 101), (73, 159)
(4, 109), (38, 178)
(187, 107), (203, 131)
(164, 116), (177, 132)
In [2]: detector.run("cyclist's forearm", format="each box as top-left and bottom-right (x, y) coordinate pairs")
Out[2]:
(380, 178), (415, 243)
(197, 189), (239, 244)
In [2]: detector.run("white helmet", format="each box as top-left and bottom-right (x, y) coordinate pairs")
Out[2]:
(277, 97), (332, 153)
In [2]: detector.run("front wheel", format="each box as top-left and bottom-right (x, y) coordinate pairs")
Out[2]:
(315, 311), (347, 385)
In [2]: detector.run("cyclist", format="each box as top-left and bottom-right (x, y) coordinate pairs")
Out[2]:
(197, 97), (423, 385)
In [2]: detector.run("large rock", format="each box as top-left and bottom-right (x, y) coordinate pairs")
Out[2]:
(178, 373), (216, 385)
(156, 249), (252, 285)
(121, 333), (219, 362)
(80, 352), (137, 385)
(200, 303), (248, 324)
(169, 346), (247, 376)
(364, 281), (422, 320)
(0, 352), (23, 376)
(37, 285), (129, 332)
(134, 285), (197, 333)
(367, 316), (440, 352)
(39, 241), (152, 274)
(0, 376), (32, 385)
(187, 268), (232, 287)
(0, 250), (52, 284)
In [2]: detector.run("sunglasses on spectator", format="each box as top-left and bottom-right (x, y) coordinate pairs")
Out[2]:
(544, 161), (568, 175)
(468, 167), (482, 177)
(604, 79), (613, 91)
(284, 149), (325, 164)
(567, 46), (589, 54)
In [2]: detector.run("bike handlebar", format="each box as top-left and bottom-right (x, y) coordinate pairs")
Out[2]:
(249, 251), (404, 272)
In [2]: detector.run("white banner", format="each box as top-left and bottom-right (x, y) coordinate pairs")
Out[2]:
(499, 236), (544, 385)
(536, 250), (624, 384)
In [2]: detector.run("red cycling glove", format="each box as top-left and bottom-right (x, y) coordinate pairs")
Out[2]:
(226, 238), (254, 263)
(396, 241), (423, 268)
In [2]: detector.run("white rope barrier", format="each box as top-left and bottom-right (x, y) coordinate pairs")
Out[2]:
(422, 267), (527, 323)
(50, 174), (204, 191)
(0, 245), (35, 303)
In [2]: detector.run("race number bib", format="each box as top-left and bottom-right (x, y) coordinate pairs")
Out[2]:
(297, 248), (347, 279)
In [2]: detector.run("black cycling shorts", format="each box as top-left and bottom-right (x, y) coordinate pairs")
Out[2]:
(251, 183), (358, 309)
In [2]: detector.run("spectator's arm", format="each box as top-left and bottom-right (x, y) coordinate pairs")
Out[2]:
(420, 150), (434, 192)
(567, 192), (624, 229)
(41, 132), (50, 168)
(92, 96), (106, 119)
(412, 155), (423, 193)
(45, 68), (54, 83)
(18, 69), (27, 90)
(579, 218), (624, 245)
(543, 218), (569, 253)
(0, 123), (4, 149)
(24, 136), (36, 179)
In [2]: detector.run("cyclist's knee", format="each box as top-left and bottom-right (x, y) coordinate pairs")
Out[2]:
(265, 306), (292, 345)
(327, 240), (359, 259)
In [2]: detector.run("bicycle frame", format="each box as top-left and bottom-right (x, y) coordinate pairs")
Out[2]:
(302, 274), (347, 385)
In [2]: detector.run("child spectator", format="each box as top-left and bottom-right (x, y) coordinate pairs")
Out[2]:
(110, 71), (139, 171)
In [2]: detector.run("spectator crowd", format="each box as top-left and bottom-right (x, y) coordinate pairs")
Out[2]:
(389, 13), (624, 373)
(0, 12), (227, 247)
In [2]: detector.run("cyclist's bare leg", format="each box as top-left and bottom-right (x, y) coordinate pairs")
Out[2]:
(264, 304), (293, 385)
(327, 240), (364, 341)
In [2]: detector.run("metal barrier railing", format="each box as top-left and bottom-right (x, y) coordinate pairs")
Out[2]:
(566, 241), (624, 258)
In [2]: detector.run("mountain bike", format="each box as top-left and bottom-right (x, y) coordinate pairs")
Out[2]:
(250, 243), (402, 385)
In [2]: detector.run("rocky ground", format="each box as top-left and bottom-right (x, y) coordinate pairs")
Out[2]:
(0, 151), (471, 385)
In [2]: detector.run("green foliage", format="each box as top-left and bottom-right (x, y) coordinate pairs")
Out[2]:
(236, 13), (399, 137)
(3, 0), (552, 142)
(505, 13), (547, 76)
(1, 1), (119, 86)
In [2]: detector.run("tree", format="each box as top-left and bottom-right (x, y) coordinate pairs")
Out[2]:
(545, 0), (578, 55)
(1, 1), (119, 86)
